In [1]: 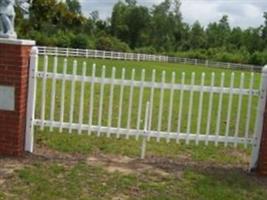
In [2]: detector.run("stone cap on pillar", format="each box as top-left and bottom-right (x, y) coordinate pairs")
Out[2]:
(0, 38), (36, 46)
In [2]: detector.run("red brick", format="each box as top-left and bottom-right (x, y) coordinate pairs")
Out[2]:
(0, 42), (34, 156)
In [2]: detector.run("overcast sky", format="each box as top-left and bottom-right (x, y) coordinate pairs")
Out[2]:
(79, 0), (267, 28)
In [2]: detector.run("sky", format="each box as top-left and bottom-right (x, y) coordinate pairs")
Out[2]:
(77, 0), (267, 28)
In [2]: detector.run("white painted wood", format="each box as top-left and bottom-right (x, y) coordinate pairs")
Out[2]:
(59, 59), (67, 133)
(78, 62), (87, 134)
(141, 102), (150, 159)
(215, 73), (225, 146)
(97, 66), (106, 136)
(33, 119), (254, 145)
(88, 64), (96, 135)
(127, 69), (135, 139)
(68, 60), (77, 133)
(186, 72), (195, 144)
(136, 69), (145, 139)
(176, 72), (185, 143)
(234, 73), (245, 148)
(167, 72), (176, 143)
(148, 69), (156, 141)
(49, 57), (58, 132)
(224, 73), (235, 147)
(117, 68), (126, 138)
(245, 73), (254, 148)
(157, 71), (166, 142)
(196, 73), (205, 145)
(25, 47), (38, 152)
(205, 73), (215, 145)
(107, 67), (116, 137)
(40, 55), (48, 130)
(36, 72), (259, 96)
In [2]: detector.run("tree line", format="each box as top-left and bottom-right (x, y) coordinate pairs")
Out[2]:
(16, 0), (267, 65)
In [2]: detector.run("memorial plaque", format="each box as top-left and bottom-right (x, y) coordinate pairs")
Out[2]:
(0, 86), (15, 111)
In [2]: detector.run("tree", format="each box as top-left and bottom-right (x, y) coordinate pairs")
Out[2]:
(66, 0), (82, 15)
(125, 0), (137, 6)
(262, 12), (267, 47)
(189, 21), (206, 49)
(150, 0), (183, 51)
(110, 1), (150, 48)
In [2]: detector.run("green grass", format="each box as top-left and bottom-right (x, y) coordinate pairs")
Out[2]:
(1, 162), (267, 200)
(37, 130), (250, 165)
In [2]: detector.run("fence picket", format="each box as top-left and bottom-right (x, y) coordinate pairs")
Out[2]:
(167, 72), (176, 143)
(59, 59), (67, 132)
(225, 73), (235, 147)
(215, 73), (225, 146)
(68, 60), (77, 133)
(40, 56), (48, 130)
(234, 73), (245, 147)
(88, 64), (96, 135)
(78, 62), (87, 134)
(49, 57), (58, 132)
(148, 69), (156, 141)
(196, 73), (205, 145)
(186, 72), (195, 144)
(107, 67), (116, 137)
(245, 73), (255, 148)
(97, 66), (106, 136)
(157, 71), (166, 142)
(205, 73), (215, 145)
(117, 68), (126, 138)
(136, 69), (146, 140)
(127, 69), (135, 139)
(176, 72), (185, 143)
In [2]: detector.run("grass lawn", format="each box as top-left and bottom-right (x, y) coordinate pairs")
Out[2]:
(0, 58), (266, 200)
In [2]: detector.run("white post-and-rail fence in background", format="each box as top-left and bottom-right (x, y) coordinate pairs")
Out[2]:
(26, 47), (267, 171)
(37, 46), (263, 72)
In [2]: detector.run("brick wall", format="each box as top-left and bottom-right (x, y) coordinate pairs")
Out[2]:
(257, 100), (267, 175)
(0, 43), (33, 156)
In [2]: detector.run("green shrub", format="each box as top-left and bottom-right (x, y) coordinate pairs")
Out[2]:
(71, 34), (90, 49)
(134, 46), (157, 54)
(96, 36), (113, 51)
(96, 36), (130, 52)
(249, 51), (267, 65)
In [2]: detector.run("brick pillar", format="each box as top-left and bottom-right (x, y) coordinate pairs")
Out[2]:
(258, 108), (267, 175)
(250, 65), (267, 175)
(0, 39), (35, 156)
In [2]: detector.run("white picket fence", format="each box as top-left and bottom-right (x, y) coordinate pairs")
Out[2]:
(37, 46), (263, 72)
(25, 47), (267, 171)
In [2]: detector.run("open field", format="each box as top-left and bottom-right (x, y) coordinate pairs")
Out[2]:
(1, 58), (266, 200)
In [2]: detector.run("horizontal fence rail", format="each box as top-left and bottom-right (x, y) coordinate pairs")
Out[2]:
(37, 46), (263, 72)
(32, 55), (261, 148)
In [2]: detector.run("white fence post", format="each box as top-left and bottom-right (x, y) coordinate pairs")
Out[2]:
(25, 47), (38, 152)
(250, 65), (267, 171)
(141, 102), (150, 159)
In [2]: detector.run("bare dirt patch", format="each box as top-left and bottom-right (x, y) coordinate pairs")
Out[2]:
(0, 158), (28, 186)
(87, 154), (172, 177)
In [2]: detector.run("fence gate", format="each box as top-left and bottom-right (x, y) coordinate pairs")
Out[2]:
(26, 47), (267, 171)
